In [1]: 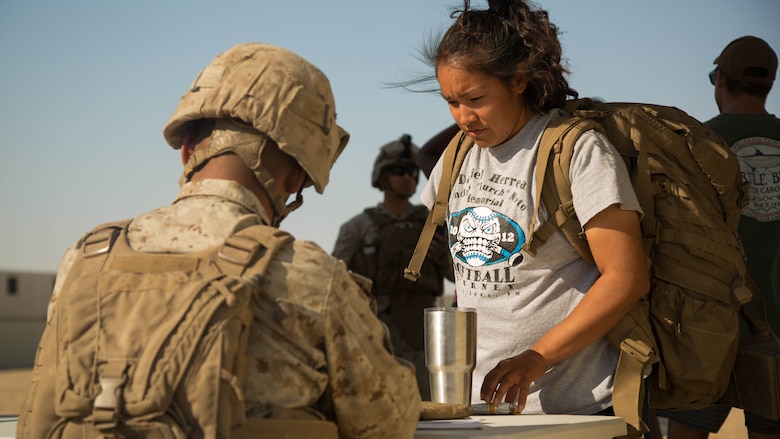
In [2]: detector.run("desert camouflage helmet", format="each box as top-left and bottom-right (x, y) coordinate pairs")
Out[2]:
(163, 42), (349, 195)
(371, 134), (419, 188)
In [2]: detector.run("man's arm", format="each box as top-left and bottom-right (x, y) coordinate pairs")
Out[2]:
(324, 265), (422, 439)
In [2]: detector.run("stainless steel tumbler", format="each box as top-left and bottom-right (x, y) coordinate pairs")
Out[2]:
(424, 307), (477, 405)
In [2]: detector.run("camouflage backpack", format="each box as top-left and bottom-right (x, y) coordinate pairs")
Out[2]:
(406, 99), (752, 436)
(17, 219), (294, 438)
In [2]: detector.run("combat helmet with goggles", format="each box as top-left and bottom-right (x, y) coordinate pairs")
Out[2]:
(371, 133), (419, 189)
(163, 42), (350, 226)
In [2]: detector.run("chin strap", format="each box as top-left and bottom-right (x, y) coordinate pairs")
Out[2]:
(270, 189), (303, 227)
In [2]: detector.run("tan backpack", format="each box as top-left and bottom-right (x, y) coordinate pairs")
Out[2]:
(17, 220), (296, 438)
(405, 99), (752, 436)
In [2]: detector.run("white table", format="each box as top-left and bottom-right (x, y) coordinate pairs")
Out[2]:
(1, 414), (627, 438)
(416, 414), (627, 438)
(0, 417), (15, 439)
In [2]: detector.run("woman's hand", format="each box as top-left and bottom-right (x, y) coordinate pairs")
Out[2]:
(480, 349), (548, 411)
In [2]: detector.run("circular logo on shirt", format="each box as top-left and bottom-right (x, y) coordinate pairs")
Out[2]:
(732, 136), (780, 222)
(449, 206), (525, 267)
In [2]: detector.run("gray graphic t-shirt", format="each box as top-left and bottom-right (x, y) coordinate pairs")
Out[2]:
(421, 111), (641, 414)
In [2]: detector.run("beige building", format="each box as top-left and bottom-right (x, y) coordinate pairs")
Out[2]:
(0, 270), (54, 369)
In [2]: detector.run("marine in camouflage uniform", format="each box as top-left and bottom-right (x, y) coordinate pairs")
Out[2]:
(333, 135), (454, 401)
(44, 43), (421, 439)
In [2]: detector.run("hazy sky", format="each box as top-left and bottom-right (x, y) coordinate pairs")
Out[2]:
(1, 0), (778, 273)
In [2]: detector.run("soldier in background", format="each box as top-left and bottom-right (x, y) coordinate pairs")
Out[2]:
(333, 134), (454, 401)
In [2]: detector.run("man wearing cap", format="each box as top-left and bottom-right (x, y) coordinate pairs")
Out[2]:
(18, 43), (422, 439)
(664, 35), (780, 439)
(333, 134), (454, 401)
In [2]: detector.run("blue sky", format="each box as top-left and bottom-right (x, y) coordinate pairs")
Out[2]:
(1, 0), (778, 273)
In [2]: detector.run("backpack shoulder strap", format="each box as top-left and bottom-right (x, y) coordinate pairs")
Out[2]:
(523, 113), (602, 262)
(405, 131), (473, 282)
(63, 219), (132, 295)
(87, 221), (293, 279)
(216, 225), (294, 277)
(75, 219), (132, 258)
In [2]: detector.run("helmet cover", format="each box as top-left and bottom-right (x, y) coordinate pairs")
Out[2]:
(371, 134), (419, 188)
(163, 42), (350, 194)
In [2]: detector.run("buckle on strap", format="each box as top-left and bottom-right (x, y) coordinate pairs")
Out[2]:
(82, 228), (120, 258)
(732, 285), (753, 305)
(219, 235), (264, 266)
(403, 268), (421, 281)
(93, 374), (127, 431)
(620, 338), (654, 365)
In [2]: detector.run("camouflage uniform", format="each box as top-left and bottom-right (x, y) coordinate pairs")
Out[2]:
(49, 179), (422, 439)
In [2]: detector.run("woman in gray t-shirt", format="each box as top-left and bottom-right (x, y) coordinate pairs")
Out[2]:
(417, 0), (648, 415)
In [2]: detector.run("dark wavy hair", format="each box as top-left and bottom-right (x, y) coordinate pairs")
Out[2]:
(419, 0), (577, 112)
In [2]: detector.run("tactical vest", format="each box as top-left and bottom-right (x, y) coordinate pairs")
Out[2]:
(350, 206), (443, 298)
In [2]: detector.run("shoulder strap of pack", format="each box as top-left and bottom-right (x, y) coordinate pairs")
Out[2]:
(99, 221), (292, 280)
(75, 219), (132, 259)
(63, 219), (132, 299)
(215, 225), (294, 277)
(405, 131), (473, 282)
(523, 114), (602, 262)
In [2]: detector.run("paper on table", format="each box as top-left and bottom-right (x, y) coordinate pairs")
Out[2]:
(417, 418), (482, 430)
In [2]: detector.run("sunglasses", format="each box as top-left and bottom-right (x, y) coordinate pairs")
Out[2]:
(387, 165), (418, 177)
(709, 69), (718, 86)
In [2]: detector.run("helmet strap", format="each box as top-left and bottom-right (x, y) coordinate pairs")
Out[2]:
(255, 165), (304, 227)
(272, 189), (303, 227)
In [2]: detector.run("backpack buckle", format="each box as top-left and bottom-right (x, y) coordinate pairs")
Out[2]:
(403, 267), (421, 281)
(620, 338), (654, 365)
(92, 374), (127, 431)
(82, 228), (120, 258)
(219, 235), (263, 266)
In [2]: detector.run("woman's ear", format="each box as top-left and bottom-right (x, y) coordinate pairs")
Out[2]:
(511, 73), (528, 95)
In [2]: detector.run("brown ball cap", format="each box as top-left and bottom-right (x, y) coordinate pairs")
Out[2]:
(714, 36), (777, 85)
